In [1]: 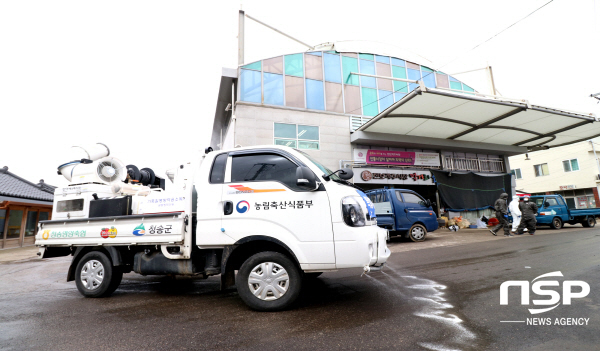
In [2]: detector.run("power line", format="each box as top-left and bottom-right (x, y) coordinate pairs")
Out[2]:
(350, 0), (555, 115)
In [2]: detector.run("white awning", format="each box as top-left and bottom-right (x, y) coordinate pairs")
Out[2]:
(357, 88), (599, 149)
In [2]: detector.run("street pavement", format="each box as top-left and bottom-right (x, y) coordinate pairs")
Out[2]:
(0, 225), (598, 351)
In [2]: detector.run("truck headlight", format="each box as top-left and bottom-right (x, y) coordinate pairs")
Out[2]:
(342, 196), (366, 227)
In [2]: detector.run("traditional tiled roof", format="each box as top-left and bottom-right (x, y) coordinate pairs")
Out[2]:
(0, 166), (55, 202)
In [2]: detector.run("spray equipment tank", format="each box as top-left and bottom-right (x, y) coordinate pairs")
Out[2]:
(57, 143), (128, 185)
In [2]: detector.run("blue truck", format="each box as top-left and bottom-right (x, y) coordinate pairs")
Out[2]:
(366, 189), (439, 241)
(528, 194), (600, 229)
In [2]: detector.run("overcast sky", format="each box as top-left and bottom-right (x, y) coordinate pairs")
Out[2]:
(1, 0), (599, 187)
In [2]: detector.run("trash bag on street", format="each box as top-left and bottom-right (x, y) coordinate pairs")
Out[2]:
(476, 219), (487, 229)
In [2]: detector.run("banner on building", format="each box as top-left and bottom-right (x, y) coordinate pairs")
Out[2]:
(354, 149), (440, 167)
(353, 168), (434, 185)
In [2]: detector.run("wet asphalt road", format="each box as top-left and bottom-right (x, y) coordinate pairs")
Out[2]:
(1, 227), (599, 351)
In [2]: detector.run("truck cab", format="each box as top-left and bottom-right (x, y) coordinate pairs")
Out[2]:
(366, 188), (438, 241)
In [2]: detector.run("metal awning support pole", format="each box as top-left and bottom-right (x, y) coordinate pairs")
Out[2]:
(487, 65), (497, 96)
(590, 140), (600, 177)
(238, 10), (245, 65)
(245, 14), (313, 50)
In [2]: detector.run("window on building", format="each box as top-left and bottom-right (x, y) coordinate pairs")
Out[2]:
(534, 163), (550, 177)
(230, 153), (299, 190)
(511, 168), (522, 179)
(274, 123), (319, 150)
(562, 159), (579, 172)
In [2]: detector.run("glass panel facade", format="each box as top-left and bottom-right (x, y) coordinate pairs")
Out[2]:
(375, 55), (390, 64)
(407, 68), (421, 91)
(263, 56), (283, 74)
(25, 211), (37, 237)
(238, 52), (477, 118)
(274, 123), (296, 139)
(359, 53), (374, 60)
(342, 56), (359, 85)
(325, 82), (343, 113)
(436, 73), (449, 88)
(344, 85), (361, 114)
(379, 90), (394, 111)
(392, 66), (408, 92)
(376, 62), (392, 91)
(7, 210), (23, 239)
(305, 54), (323, 81)
(359, 59), (376, 88)
(324, 53), (341, 83)
(242, 61), (261, 71)
(394, 92), (406, 101)
(263, 73), (283, 106)
(306, 79), (325, 110)
(284, 54), (304, 77)
(391, 58), (405, 67)
(240, 69), (261, 103)
(285, 76), (304, 108)
(298, 125), (319, 140)
(361, 88), (378, 116)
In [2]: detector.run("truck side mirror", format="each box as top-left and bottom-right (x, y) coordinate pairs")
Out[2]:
(544, 201), (550, 207)
(296, 166), (319, 191)
(338, 168), (354, 180)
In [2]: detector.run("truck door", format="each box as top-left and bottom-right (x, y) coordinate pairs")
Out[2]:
(196, 152), (236, 246)
(221, 151), (335, 265)
(544, 197), (564, 218)
(399, 191), (434, 227)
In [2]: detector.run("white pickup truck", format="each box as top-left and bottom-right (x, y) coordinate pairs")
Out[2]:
(37, 144), (390, 311)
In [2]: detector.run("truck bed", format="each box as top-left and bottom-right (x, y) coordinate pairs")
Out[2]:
(568, 208), (600, 217)
(36, 212), (186, 246)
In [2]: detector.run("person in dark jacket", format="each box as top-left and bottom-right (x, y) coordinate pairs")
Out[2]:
(518, 197), (539, 235)
(490, 193), (513, 236)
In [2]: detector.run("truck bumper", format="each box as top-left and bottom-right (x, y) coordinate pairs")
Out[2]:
(333, 223), (391, 269)
(372, 227), (391, 267)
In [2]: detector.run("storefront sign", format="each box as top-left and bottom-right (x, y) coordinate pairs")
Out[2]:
(577, 196), (588, 208)
(353, 168), (434, 185)
(354, 149), (440, 167)
(559, 185), (576, 190)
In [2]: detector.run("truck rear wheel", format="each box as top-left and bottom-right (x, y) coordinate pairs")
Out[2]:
(551, 217), (563, 230)
(75, 251), (123, 298)
(408, 224), (427, 242)
(236, 251), (302, 311)
(582, 217), (596, 228)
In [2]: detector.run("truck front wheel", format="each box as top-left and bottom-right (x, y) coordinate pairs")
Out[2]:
(408, 224), (427, 242)
(551, 217), (563, 230)
(236, 251), (302, 311)
(75, 251), (123, 298)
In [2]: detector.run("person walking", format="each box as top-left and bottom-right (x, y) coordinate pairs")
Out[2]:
(490, 193), (513, 236)
(509, 195), (522, 234)
(518, 197), (539, 235)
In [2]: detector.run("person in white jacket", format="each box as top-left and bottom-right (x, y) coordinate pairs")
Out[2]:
(508, 195), (522, 233)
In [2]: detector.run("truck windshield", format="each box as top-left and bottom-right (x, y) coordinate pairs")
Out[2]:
(296, 150), (341, 181)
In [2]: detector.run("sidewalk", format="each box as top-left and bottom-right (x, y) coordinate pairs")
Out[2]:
(0, 246), (39, 263)
(387, 224), (593, 253)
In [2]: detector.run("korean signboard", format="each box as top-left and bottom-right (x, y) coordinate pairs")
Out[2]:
(354, 149), (440, 167)
(353, 168), (434, 185)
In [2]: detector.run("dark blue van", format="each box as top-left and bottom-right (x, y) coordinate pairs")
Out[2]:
(366, 189), (439, 241)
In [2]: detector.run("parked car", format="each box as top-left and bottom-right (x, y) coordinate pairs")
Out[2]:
(366, 188), (438, 241)
(530, 194), (600, 229)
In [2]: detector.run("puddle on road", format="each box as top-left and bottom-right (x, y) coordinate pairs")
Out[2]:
(372, 265), (480, 351)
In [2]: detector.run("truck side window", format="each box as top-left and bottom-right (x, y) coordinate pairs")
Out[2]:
(546, 198), (558, 206)
(394, 191), (404, 202)
(402, 193), (427, 207)
(231, 153), (299, 190)
(535, 198), (544, 207)
(557, 197), (565, 206)
(209, 153), (228, 184)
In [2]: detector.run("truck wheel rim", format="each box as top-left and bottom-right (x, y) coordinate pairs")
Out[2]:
(248, 262), (289, 301)
(80, 260), (104, 290)
(412, 227), (425, 240)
